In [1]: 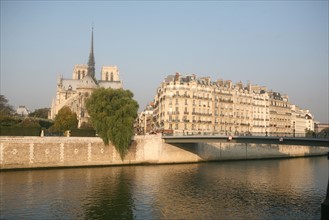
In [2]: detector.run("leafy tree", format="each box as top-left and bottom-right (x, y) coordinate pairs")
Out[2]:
(318, 127), (329, 139)
(19, 118), (41, 128)
(29, 108), (50, 119)
(53, 106), (78, 132)
(86, 88), (139, 160)
(0, 95), (14, 116)
(80, 121), (94, 129)
(305, 128), (314, 137)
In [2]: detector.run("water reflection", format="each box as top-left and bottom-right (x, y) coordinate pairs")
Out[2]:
(83, 167), (135, 219)
(0, 157), (328, 219)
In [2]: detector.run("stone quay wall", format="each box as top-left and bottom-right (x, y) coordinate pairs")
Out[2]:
(0, 135), (328, 170)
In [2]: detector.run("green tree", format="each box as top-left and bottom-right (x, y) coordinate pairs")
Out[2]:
(53, 106), (78, 132)
(0, 95), (14, 116)
(29, 108), (50, 119)
(318, 127), (329, 139)
(86, 88), (139, 160)
(19, 118), (41, 128)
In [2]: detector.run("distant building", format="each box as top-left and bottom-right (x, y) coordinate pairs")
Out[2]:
(291, 105), (314, 137)
(16, 106), (29, 116)
(49, 28), (123, 126)
(145, 73), (314, 136)
(136, 103), (154, 135)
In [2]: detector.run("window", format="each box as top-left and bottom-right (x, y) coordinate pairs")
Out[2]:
(105, 72), (109, 81)
(110, 72), (114, 81)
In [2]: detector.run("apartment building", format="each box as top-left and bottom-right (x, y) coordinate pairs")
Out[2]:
(291, 105), (314, 136)
(145, 73), (315, 136)
(151, 73), (265, 135)
(268, 92), (292, 135)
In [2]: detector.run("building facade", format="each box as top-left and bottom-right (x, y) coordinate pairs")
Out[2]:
(49, 29), (123, 126)
(16, 106), (30, 117)
(148, 73), (314, 136)
(135, 103), (154, 135)
(291, 105), (314, 136)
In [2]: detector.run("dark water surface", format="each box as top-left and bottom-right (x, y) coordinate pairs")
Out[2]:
(1, 156), (328, 219)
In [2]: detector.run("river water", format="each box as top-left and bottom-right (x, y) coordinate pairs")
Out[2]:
(0, 156), (328, 219)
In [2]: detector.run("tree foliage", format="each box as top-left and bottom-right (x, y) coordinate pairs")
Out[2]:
(29, 108), (50, 119)
(318, 127), (329, 139)
(53, 106), (78, 132)
(86, 88), (139, 160)
(0, 95), (14, 116)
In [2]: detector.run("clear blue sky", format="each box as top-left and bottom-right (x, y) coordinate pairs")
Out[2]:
(1, 1), (328, 123)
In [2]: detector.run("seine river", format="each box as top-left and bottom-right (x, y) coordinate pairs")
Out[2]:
(0, 156), (328, 219)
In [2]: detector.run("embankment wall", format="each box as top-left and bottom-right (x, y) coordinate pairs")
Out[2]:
(0, 135), (327, 170)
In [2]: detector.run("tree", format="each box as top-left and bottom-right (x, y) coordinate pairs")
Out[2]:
(0, 95), (14, 116)
(29, 108), (50, 119)
(318, 127), (329, 139)
(86, 88), (139, 160)
(53, 106), (78, 132)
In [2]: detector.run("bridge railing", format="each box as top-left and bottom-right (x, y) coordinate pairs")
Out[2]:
(162, 131), (329, 139)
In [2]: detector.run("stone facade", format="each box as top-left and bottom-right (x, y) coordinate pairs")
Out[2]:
(291, 105), (314, 136)
(148, 73), (314, 136)
(0, 136), (327, 170)
(268, 92), (292, 135)
(136, 103), (154, 135)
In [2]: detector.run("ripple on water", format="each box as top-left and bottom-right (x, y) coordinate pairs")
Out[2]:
(0, 157), (328, 219)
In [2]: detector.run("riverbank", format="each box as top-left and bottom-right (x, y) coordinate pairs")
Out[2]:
(0, 135), (328, 170)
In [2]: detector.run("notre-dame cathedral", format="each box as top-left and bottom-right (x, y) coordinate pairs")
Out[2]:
(49, 28), (123, 126)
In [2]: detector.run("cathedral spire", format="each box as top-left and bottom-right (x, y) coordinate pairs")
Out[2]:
(87, 25), (96, 81)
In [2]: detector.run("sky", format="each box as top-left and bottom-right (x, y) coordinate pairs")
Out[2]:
(1, 1), (328, 123)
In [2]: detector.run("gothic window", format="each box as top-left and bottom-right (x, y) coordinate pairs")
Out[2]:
(110, 72), (114, 81)
(106, 72), (109, 81)
(82, 70), (85, 77)
(78, 70), (81, 80)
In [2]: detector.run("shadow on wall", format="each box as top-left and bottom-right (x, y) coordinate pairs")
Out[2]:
(171, 143), (327, 161)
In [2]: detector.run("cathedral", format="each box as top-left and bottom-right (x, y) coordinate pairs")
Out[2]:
(49, 28), (123, 126)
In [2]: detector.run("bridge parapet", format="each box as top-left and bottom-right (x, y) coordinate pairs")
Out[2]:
(162, 135), (329, 147)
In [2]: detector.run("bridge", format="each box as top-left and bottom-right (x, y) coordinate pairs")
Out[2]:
(162, 135), (329, 147)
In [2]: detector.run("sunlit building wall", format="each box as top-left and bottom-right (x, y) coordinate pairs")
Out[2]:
(151, 73), (310, 136)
